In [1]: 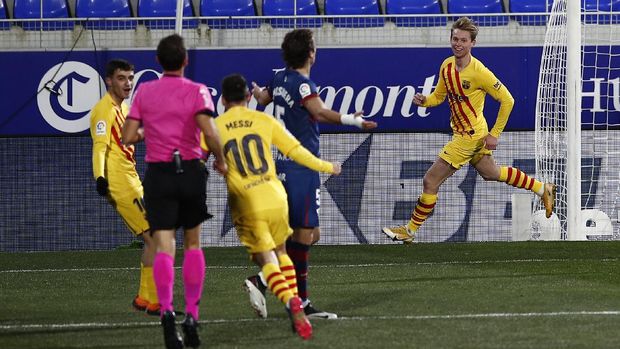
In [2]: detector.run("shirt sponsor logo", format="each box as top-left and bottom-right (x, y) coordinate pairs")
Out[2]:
(299, 83), (311, 98)
(95, 120), (106, 136)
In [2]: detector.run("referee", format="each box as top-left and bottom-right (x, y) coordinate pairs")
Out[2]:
(122, 34), (227, 349)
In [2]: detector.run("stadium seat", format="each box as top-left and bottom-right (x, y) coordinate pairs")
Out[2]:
(510, 0), (552, 26)
(447, 0), (508, 26)
(75, 0), (137, 30)
(262, 0), (322, 28)
(583, 0), (620, 24)
(386, 0), (446, 27)
(0, 0), (9, 30)
(201, 0), (260, 29)
(13, 0), (74, 30)
(139, 0), (198, 29)
(324, 0), (385, 28)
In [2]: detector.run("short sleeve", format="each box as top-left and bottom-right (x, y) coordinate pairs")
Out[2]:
(299, 78), (319, 106)
(195, 84), (215, 116)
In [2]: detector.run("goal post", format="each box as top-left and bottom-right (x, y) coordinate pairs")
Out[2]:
(566, 0), (582, 240)
(535, 0), (620, 240)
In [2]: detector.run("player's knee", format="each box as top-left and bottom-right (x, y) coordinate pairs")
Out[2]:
(311, 230), (321, 245)
(422, 176), (439, 193)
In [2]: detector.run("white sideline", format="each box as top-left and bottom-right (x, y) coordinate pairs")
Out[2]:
(1, 311), (619, 331)
(0, 258), (617, 274)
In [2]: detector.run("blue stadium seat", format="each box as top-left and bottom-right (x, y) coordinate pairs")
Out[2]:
(447, 0), (508, 26)
(386, 0), (446, 27)
(510, 0), (552, 26)
(13, 0), (73, 30)
(325, 0), (384, 28)
(583, 0), (620, 24)
(75, 0), (137, 30)
(263, 0), (322, 28)
(0, 0), (9, 30)
(201, 0), (260, 29)
(139, 0), (198, 29)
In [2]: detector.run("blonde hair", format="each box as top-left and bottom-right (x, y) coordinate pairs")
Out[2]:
(451, 17), (478, 41)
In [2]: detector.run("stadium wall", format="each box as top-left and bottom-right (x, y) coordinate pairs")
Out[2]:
(1, 28), (618, 250)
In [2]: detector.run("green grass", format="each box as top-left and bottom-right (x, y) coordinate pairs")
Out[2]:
(1, 242), (619, 348)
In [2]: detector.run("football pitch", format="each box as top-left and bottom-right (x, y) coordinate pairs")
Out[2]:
(0, 242), (619, 349)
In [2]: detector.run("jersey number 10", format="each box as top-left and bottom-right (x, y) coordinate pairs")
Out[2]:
(224, 134), (269, 177)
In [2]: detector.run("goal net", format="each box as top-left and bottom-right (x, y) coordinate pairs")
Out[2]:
(535, 0), (620, 240)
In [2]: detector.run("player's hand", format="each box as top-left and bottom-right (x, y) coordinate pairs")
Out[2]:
(251, 82), (263, 99)
(484, 134), (498, 150)
(361, 120), (377, 129)
(332, 162), (342, 175)
(413, 93), (426, 106)
(353, 111), (378, 130)
(213, 159), (228, 176)
(96, 177), (109, 196)
(137, 127), (145, 142)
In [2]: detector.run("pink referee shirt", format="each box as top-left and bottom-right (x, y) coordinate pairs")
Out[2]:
(128, 75), (215, 163)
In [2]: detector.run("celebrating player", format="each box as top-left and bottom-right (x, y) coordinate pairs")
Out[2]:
(250, 28), (377, 320)
(90, 59), (159, 316)
(382, 17), (556, 244)
(216, 73), (342, 339)
(122, 34), (227, 349)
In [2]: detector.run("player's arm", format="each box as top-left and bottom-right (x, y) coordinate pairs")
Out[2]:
(481, 67), (515, 139)
(90, 108), (112, 196)
(121, 118), (143, 145)
(92, 142), (109, 196)
(122, 87), (145, 145)
(414, 68), (447, 107)
(196, 112), (227, 176)
(303, 96), (377, 130)
(271, 119), (341, 175)
(251, 82), (273, 106)
(199, 132), (211, 160)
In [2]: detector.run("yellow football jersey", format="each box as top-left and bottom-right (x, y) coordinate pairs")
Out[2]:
(215, 106), (332, 215)
(423, 56), (515, 138)
(90, 93), (140, 199)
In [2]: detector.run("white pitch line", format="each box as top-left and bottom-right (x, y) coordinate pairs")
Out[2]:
(0, 318), (273, 331)
(339, 311), (620, 321)
(1, 311), (619, 331)
(0, 258), (617, 274)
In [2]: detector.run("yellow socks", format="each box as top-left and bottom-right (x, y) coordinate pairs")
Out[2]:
(408, 192), (437, 231)
(138, 263), (149, 301)
(499, 167), (544, 196)
(143, 265), (159, 304)
(278, 254), (298, 297)
(262, 263), (294, 305)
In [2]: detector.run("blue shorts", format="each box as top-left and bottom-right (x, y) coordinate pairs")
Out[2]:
(278, 168), (320, 228)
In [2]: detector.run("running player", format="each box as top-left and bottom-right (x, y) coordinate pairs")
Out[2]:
(382, 17), (556, 244)
(216, 73), (342, 340)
